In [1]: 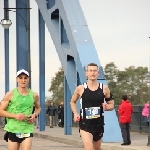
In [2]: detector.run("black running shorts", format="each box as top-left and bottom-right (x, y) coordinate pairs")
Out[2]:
(80, 125), (104, 141)
(4, 132), (33, 143)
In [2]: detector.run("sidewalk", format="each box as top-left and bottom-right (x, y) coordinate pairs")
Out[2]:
(0, 126), (149, 150)
(33, 126), (150, 150)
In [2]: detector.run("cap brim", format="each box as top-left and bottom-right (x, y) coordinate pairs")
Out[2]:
(16, 69), (29, 77)
(16, 72), (29, 77)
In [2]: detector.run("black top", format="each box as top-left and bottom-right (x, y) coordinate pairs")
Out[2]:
(79, 83), (105, 128)
(58, 104), (64, 116)
(46, 105), (57, 116)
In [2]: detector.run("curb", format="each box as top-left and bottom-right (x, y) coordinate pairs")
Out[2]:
(33, 132), (137, 150)
(33, 133), (83, 146)
(101, 145), (137, 150)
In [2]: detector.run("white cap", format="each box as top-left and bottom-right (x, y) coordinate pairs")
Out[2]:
(16, 69), (29, 77)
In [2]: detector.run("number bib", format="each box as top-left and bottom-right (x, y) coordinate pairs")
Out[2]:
(85, 107), (100, 119)
(15, 133), (30, 138)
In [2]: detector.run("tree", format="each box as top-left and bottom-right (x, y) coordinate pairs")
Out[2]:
(104, 62), (118, 83)
(48, 67), (64, 105)
(104, 62), (120, 104)
(104, 63), (149, 105)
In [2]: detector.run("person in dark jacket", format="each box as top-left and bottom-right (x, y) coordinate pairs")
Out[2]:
(57, 101), (64, 127)
(118, 95), (133, 146)
(46, 102), (57, 128)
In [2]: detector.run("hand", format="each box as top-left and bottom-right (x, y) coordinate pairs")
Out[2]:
(102, 103), (109, 111)
(15, 114), (26, 121)
(27, 114), (36, 124)
(74, 113), (80, 122)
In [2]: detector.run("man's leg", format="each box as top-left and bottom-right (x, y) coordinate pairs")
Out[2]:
(61, 115), (64, 127)
(126, 123), (131, 144)
(8, 139), (20, 150)
(80, 129), (93, 150)
(49, 116), (52, 127)
(93, 140), (102, 150)
(58, 119), (61, 127)
(21, 137), (32, 150)
(120, 123), (127, 144)
(51, 116), (54, 127)
(53, 116), (56, 126)
(147, 121), (149, 127)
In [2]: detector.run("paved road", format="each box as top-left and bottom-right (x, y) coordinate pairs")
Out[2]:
(0, 132), (84, 150)
(1, 126), (150, 150)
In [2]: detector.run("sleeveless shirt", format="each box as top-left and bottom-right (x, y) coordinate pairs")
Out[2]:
(79, 83), (105, 128)
(4, 88), (34, 133)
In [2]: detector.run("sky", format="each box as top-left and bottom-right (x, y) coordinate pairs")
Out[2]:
(0, 0), (150, 99)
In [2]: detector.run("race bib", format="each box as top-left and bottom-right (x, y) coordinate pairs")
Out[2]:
(15, 133), (30, 138)
(85, 107), (100, 119)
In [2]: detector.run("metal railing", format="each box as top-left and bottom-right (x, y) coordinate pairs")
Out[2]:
(115, 105), (149, 133)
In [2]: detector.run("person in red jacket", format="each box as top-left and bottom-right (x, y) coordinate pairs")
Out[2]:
(118, 95), (133, 146)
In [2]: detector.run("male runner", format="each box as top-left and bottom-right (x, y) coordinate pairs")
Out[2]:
(0, 69), (41, 150)
(70, 63), (114, 150)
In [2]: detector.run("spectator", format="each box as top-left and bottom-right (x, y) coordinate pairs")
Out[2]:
(57, 102), (61, 127)
(57, 102), (64, 127)
(142, 101), (149, 127)
(118, 95), (133, 146)
(46, 102), (57, 128)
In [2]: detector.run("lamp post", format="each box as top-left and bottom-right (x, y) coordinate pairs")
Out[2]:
(0, 8), (30, 31)
(3, 0), (9, 94)
(147, 37), (150, 146)
(0, 5), (32, 89)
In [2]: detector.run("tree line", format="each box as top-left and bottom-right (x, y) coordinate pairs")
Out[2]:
(48, 62), (149, 105)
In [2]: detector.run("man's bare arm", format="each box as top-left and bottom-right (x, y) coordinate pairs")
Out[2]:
(0, 91), (16, 118)
(103, 85), (114, 111)
(34, 92), (41, 116)
(70, 86), (80, 115)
